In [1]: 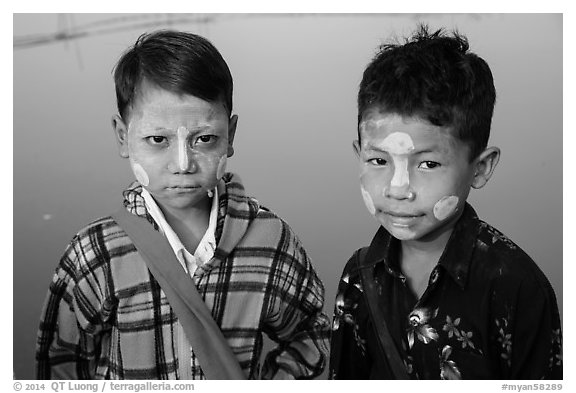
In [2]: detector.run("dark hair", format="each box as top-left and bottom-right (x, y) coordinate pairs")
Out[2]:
(113, 30), (233, 120)
(358, 25), (496, 160)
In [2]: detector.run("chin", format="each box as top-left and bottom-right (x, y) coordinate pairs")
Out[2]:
(162, 195), (209, 210)
(383, 224), (421, 241)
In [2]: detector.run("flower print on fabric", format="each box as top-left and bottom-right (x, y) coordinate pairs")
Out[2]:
(352, 323), (367, 355)
(407, 307), (439, 348)
(549, 329), (562, 369)
(429, 267), (440, 285)
(496, 317), (512, 368)
(333, 273), (366, 354)
(439, 345), (462, 380)
(333, 273), (360, 329)
(400, 340), (415, 376)
(479, 221), (517, 250)
(457, 330), (476, 350)
(443, 315), (461, 338)
(333, 292), (350, 331)
(330, 204), (563, 379)
(442, 315), (482, 354)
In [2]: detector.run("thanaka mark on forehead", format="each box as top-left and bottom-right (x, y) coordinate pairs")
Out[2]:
(359, 118), (390, 135)
(379, 132), (415, 155)
(153, 124), (214, 133)
(128, 116), (215, 134)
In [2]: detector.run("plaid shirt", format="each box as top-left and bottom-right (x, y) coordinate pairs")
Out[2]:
(36, 173), (330, 380)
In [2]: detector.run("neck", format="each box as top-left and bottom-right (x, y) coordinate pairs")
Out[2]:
(398, 210), (462, 299)
(400, 228), (452, 263)
(159, 197), (212, 240)
(399, 236), (448, 300)
(401, 206), (464, 260)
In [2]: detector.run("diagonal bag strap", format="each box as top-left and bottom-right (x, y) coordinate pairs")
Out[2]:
(355, 248), (410, 379)
(112, 207), (246, 380)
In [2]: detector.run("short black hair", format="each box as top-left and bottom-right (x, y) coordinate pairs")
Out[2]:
(358, 25), (496, 160)
(113, 30), (233, 120)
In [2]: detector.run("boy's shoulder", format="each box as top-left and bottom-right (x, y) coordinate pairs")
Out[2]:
(470, 217), (554, 295)
(240, 198), (307, 253)
(71, 214), (131, 245)
(61, 214), (136, 269)
(335, 247), (368, 290)
(475, 219), (523, 256)
(224, 173), (300, 231)
(218, 172), (310, 257)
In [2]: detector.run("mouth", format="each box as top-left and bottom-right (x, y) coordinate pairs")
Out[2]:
(383, 211), (423, 227)
(166, 185), (201, 191)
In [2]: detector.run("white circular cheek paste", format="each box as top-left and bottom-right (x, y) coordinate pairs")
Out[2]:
(433, 195), (459, 221)
(216, 155), (227, 180)
(131, 161), (150, 187)
(361, 186), (376, 215)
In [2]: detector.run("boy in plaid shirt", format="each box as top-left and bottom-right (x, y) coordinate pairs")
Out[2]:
(36, 30), (329, 380)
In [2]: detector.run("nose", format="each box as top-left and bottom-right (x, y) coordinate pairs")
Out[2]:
(168, 144), (197, 173)
(383, 157), (415, 201)
(384, 183), (415, 201)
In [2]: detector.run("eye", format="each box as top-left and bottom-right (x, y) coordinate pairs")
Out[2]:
(146, 136), (167, 145)
(367, 158), (388, 166)
(419, 161), (441, 169)
(195, 135), (217, 145)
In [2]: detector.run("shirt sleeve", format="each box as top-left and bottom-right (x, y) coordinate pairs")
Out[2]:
(329, 255), (371, 379)
(36, 235), (110, 379)
(491, 269), (563, 379)
(259, 231), (330, 380)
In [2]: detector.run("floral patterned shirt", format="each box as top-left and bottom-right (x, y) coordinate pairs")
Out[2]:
(330, 203), (562, 380)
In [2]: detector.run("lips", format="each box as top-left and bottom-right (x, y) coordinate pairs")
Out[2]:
(384, 211), (423, 227)
(385, 211), (421, 218)
(166, 185), (200, 190)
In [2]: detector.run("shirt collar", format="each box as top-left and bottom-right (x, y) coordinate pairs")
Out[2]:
(140, 187), (219, 269)
(365, 203), (480, 289)
(435, 203), (479, 288)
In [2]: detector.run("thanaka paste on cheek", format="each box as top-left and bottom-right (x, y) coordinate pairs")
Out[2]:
(360, 186), (376, 215)
(131, 161), (150, 187)
(126, 122), (150, 186)
(216, 155), (227, 180)
(433, 195), (459, 221)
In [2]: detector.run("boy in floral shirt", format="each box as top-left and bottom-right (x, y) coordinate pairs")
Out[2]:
(329, 25), (562, 379)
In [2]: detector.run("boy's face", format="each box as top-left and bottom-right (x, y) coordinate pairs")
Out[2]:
(354, 109), (493, 243)
(113, 81), (237, 215)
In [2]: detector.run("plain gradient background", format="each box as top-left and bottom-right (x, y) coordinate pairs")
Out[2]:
(13, 13), (562, 379)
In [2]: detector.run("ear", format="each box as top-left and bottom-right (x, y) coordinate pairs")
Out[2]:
(227, 114), (238, 158)
(353, 139), (361, 158)
(111, 114), (130, 158)
(471, 146), (501, 189)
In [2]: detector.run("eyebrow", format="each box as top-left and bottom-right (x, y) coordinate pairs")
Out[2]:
(363, 142), (387, 151)
(412, 148), (439, 155)
(153, 125), (214, 133)
(364, 144), (441, 155)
